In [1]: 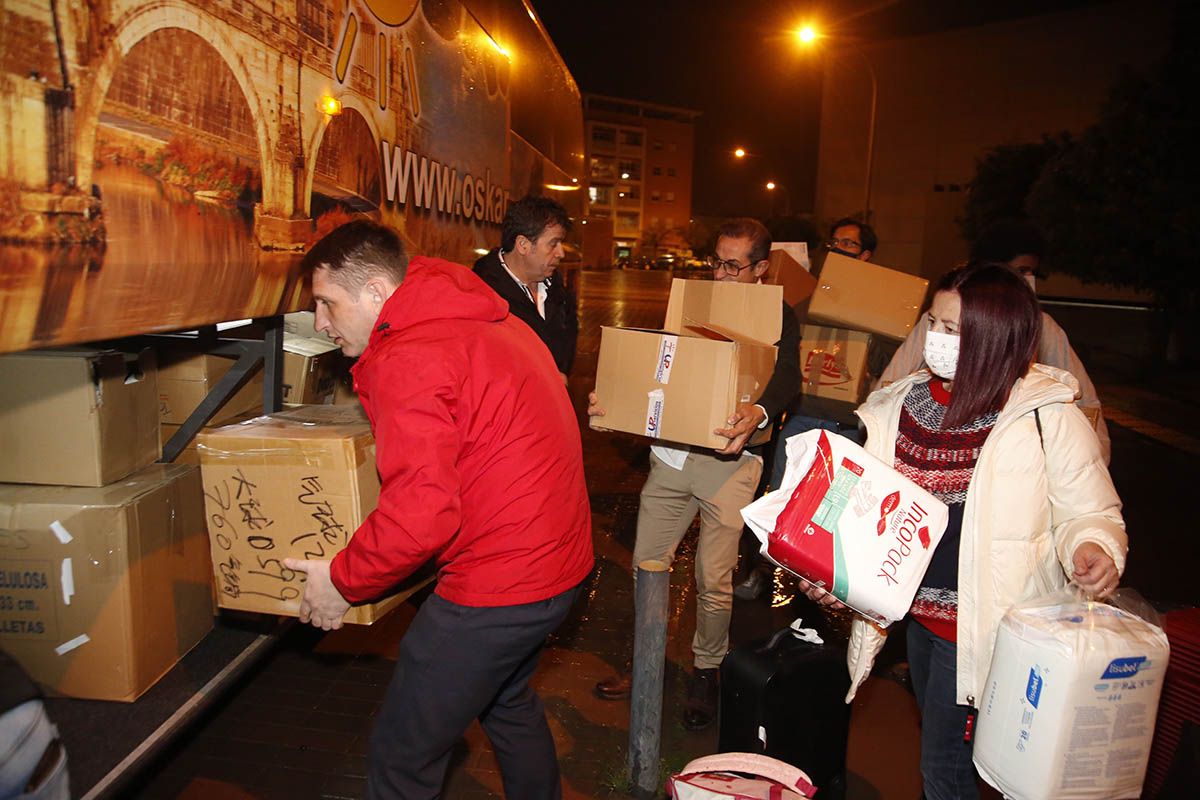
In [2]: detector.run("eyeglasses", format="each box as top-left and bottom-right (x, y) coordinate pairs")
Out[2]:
(706, 255), (756, 274)
(826, 237), (863, 253)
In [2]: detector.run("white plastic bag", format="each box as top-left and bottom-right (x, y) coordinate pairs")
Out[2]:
(667, 753), (816, 799)
(741, 429), (948, 626)
(973, 589), (1170, 800)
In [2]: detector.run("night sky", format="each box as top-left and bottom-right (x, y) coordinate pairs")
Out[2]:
(533, 0), (1109, 218)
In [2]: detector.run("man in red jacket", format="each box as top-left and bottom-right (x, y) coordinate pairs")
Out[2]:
(284, 221), (593, 800)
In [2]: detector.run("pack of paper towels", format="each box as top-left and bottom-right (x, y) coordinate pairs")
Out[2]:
(974, 596), (1170, 800)
(741, 429), (948, 626)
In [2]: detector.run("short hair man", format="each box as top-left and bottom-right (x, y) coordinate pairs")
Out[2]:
(737, 214), (879, 600)
(589, 218), (801, 730)
(878, 219), (1110, 462)
(474, 195), (578, 380)
(285, 221), (593, 798)
(827, 216), (877, 262)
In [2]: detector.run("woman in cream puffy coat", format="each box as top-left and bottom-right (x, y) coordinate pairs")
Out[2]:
(800, 263), (1127, 800)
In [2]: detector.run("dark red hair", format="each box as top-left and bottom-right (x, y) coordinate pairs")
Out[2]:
(935, 262), (1042, 428)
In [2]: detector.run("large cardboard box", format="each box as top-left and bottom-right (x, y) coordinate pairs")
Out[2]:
(809, 252), (929, 340)
(160, 410), (263, 466)
(157, 350), (265, 425)
(196, 406), (424, 624)
(591, 279), (780, 449)
(797, 325), (874, 420)
(0, 464), (214, 701)
(0, 348), (159, 487)
(767, 244), (818, 308)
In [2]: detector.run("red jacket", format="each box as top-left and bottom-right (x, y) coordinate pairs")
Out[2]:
(329, 256), (593, 607)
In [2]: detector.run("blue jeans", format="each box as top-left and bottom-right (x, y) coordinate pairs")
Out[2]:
(0, 700), (69, 800)
(769, 414), (861, 492)
(907, 621), (979, 800)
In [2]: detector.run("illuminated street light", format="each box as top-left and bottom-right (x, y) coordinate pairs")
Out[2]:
(621, 172), (630, 179)
(794, 25), (878, 220)
(319, 94), (343, 116)
(766, 181), (776, 190)
(734, 147), (747, 159)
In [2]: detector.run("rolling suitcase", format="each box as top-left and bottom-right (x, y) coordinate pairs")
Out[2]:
(719, 622), (851, 798)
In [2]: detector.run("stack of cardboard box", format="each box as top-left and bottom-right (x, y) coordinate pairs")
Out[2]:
(0, 348), (215, 701)
(777, 249), (929, 424)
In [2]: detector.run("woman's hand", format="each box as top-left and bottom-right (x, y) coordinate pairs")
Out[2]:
(798, 577), (848, 610)
(1072, 541), (1120, 600)
(587, 391), (605, 417)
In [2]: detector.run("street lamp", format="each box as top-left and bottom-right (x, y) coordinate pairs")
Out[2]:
(795, 25), (878, 222)
(733, 147), (747, 159)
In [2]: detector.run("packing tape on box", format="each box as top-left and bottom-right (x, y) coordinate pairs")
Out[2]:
(61, 557), (74, 605)
(654, 334), (678, 384)
(803, 327), (852, 390)
(54, 633), (89, 656)
(49, 520), (72, 544)
(645, 389), (665, 437)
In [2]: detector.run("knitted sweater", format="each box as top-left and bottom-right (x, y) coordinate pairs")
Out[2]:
(894, 380), (997, 640)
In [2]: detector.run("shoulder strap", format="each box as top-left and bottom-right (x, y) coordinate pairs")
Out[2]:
(1033, 407), (1044, 451)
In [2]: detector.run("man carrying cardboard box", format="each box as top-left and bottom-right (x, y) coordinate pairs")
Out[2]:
(736, 216), (879, 601)
(590, 218), (800, 730)
(283, 221), (594, 800)
(474, 195), (578, 381)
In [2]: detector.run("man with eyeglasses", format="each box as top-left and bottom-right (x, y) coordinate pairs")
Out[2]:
(734, 215), (879, 600)
(588, 218), (800, 730)
(877, 219), (1110, 463)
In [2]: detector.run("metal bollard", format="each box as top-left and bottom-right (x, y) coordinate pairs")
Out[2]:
(627, 559), (669, 798)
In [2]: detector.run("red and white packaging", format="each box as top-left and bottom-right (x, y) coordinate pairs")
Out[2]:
(668, 753), (816, 799)
(742, 429), (949, 626)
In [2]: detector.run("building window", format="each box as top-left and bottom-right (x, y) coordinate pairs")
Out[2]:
(618, 185), (640, 201)
(650, 190), (661, 202)
(298, 0), (326, 42)
(589, 185), (613, 206)
(590, 156), (616, 181)
(652, 139), (664, 150)
(619, 130), (643, 147)
(617, 160), (642, 181)
(591, 125), (617, 148)
(665, 192), (675, 202)
(652, 166), (662, 176)
(666, 218), (675, 228)
(667, 167), (676, 177)
(616, 211), (640, 234)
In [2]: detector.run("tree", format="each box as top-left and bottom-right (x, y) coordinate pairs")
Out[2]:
(960, 135), (1071, 245)
(1025, 25), (1200, 305)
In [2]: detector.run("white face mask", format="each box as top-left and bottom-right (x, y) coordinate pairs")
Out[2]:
(924, 330), (960, 380)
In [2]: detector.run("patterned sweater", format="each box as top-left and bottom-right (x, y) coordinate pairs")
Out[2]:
(894, 379), (997, 641)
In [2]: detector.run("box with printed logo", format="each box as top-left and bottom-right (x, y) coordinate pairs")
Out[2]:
(0, 464), (214, 701)
(590, 279), (780, 450)
(796, 325), (874, 419)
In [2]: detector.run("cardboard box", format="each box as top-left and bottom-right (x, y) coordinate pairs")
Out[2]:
(196, 406), (425, 624)
(0, 348), (159, 487)
(796, 325), (874, 419)
(591, 279), (780, 449)
(160, 410), (264, 466)
(809, 252), (929, 340)
(0, 464), (214, 701)
(281, 313), (352, 406)
(157, 350), (265, 425)
(767, 245), (818, 308)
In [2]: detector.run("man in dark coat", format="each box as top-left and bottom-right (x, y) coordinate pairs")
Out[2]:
(473, 195), (578, 380)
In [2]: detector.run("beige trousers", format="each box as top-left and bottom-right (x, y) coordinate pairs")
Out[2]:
(633, 450), (763, 669)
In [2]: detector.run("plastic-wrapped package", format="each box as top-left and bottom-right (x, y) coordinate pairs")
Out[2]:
(741, 429), (948, 626)
(974, 590), (1170, 800)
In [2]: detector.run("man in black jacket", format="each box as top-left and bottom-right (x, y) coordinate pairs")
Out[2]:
(590, 218), (801, 730)
(474, 196), (578, 380)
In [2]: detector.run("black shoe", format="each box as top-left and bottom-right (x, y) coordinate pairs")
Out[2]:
(682, 667), (719, 730)
(595, 664), (632, 700)
(734, 569), (767, 601)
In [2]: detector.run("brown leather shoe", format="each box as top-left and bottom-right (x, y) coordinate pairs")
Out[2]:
(594, 667), (632, 700)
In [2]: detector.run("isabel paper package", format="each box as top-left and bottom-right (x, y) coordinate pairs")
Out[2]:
(742, 430), (948, 626)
